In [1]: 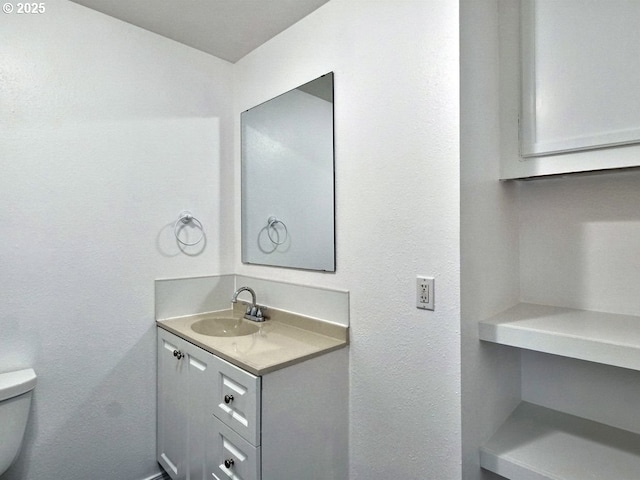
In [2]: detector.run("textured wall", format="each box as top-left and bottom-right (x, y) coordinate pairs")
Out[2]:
(519, 169), (640, 436)
(519, 169), (640, 316)
(0, 2), (233, 479)
(234, 1), (462, 478)
(460, 1), (522, 479)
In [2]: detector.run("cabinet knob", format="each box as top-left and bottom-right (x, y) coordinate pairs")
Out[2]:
(173, 349), (184, 359)
(224, 394), (234, 404)
(224, 458), (234, 469)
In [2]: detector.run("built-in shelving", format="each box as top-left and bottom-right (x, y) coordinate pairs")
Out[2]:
(480, 402), (640, 480)
(479, 303), (640, 371)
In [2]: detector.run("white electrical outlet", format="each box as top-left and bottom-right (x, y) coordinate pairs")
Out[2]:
(416, 276), (434, 310)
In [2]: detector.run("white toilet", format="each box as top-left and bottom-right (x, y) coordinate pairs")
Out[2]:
(0, 368), (37, 477)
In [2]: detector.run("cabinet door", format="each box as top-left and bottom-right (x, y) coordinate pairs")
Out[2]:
(499, 0), (640, 179)
(211, 356), (261, 445)
(157, 330), (188, 480)
(210, 416), (261, 480)
(186, 342), (218, 480)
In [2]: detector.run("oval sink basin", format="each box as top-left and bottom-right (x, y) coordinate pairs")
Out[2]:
(190, 317), (259, 337)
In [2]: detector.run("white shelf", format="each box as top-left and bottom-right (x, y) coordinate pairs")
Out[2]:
(481, 402), (640, 480)
(479, 303), (640, 371)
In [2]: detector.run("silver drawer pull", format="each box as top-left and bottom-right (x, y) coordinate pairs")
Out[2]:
(224, 394), (234, 404)
(173, 350), (184, 359)
(224, 458), (234, 469)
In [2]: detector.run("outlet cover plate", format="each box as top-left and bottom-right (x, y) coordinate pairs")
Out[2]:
(416, 276), (434, 310)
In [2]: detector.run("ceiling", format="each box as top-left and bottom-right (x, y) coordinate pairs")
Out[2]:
(70, 0), (330, 63)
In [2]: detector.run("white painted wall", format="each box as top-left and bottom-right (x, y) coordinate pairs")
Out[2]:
(519, 170), (640, 316)
(0, 2), (233, 479)
(518, 168), (640, 436)
(234, 0), (461, 478)
(460, 1), (521, 479)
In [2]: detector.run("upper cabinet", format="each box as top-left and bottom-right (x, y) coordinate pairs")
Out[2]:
(500, 0), (640, 179)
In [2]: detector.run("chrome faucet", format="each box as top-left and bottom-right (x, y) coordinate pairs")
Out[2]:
(231, 286), (268, 322)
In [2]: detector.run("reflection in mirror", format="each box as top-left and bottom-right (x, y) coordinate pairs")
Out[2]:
(241, 72), (335, 271)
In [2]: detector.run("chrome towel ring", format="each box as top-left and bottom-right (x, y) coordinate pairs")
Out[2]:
(267, 216), (288, 245)
(174, 210), (204, 246)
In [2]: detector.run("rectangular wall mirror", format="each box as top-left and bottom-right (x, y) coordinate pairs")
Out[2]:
(241, 72), (335, 272)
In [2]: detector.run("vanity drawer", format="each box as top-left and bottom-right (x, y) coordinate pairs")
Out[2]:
(212, 355), (261, 445)
(211, 416), (261, 480)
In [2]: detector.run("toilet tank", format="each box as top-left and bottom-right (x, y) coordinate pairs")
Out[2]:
(0, 369), (37, 476)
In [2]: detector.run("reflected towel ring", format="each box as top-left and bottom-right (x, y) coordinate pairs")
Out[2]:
(174, 210), (204, 246)
(267, 216), (288, 245)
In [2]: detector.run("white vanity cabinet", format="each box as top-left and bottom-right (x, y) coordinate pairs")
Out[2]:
(157, 329), (229, 479)
(157, 327), (348, 480)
